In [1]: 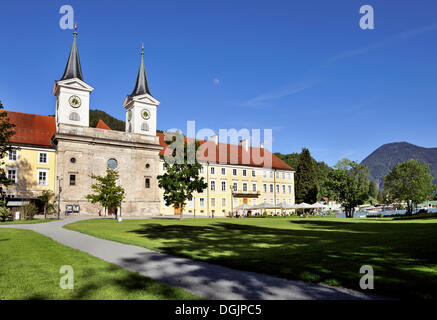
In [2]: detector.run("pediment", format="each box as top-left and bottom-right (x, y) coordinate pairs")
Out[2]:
(52, 78), (94, 94)
(122, 93), (160, 108)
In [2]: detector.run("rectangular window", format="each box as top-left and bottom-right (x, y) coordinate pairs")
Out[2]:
(270, 199), (274, 205)
(145, 178), (150, 188)
(252, 170), (256, 177)
(288, 185), (292, 194)
(263, 183), (267, 193)
(8, 150), (17, 161)
(282, 173), (285, 180)
(163, 163), (167, 171)
(252, 183), (257, 192)
(7, 168), (17, 184)
(276, 172), (279, 179)
(233, 182), (238, 191)
(211, 198), (216, 208)
(199, 166), (204, 174)
(242, 169), (247, 177)
(232, 169), (237, 176)
(221, 197), (226, 208)
(288, 173), (291, 180)
(221, 181), (226, 191)
(221, 168), (226, 175)
(270, 171), (273, 178)
(210, 180), (216, 191)
(276, 184), (280, 193)
(210, 167), (215, 175)
(38, 170), (47, 186)
(269, 184), (274, 193)
(282, 184), (286, 194)
(199, 198), (205, 208)
(70, 174), (76, 186)
(38, 152), (48, 164)
(263, 171), (267, 178)
(187, 199), (193, 208)
(243, 183), (248, 192)
(233, 198), (238, 206)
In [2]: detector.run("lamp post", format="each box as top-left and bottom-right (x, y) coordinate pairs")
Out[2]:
(56, 176), (63, 220)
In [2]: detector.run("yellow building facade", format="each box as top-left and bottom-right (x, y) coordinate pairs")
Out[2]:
(2, 146), (56, 199)
(158, 161), (295, 217)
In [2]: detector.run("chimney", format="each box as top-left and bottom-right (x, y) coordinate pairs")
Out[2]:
(240, 138), (249, 152)
(259, 142), (264, 149)
(210, 134), (218, 145)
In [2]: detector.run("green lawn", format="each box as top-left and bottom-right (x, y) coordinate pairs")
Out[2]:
(0, 228), (199, 299)
(65, 217), (437, 299)
(0, 219), (56, 225)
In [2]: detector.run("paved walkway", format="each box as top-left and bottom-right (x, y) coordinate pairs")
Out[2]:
(1, 217), (382, 300)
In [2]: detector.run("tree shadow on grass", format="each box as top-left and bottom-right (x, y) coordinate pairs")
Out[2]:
(126, 220), (437, 299)
(24, 264), (195, 300)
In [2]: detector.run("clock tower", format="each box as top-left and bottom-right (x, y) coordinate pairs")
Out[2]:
(53, 25), (93, 129)
(122, 44), (159, 136)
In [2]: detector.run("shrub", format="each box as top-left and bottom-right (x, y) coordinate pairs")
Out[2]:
(20, 203), (38, 220)
(0, 206), (12, 222)
(263, 211), (268, 217)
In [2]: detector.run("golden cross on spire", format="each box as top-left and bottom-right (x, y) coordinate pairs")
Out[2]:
(73, 22), (78, 37)
(141, 43), (144, 56)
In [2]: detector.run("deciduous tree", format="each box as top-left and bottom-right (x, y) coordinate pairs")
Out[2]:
(383, 159), (436, 215)
(86, 168), (125, 217)
(0, 100), (16, 198)
(157, 132), (207, 221)
(327, 159), (370, 218)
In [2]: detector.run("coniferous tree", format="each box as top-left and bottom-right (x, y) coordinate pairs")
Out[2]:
(295, 148), (318, 204)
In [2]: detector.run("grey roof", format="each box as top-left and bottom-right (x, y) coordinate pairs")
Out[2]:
(60, 33), (83, 81)
(128, 52), (152, 98)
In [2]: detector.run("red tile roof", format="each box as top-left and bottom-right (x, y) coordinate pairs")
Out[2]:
(157, 132), (293, 171)
(4, 111), (56, 147)
(95, 119), (111, 130)
(3, 110), (293, 171)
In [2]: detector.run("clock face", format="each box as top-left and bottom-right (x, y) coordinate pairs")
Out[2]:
(141, 109), (151, 120)
(69, 95), (82, 108)
(128, 110), (132, 121)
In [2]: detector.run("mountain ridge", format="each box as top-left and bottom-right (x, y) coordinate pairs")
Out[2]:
(361, 141), (437, 186)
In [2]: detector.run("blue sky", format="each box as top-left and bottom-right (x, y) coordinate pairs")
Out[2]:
(1, 0), (436, 166)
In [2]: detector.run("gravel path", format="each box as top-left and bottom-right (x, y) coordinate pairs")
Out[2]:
(0, 217), (382, 300)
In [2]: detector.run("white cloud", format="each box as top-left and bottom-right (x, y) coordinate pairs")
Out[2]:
(241, 78), (321, 109)
(213, 78), (220, 85)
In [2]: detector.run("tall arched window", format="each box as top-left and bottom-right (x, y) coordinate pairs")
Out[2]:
(69, 112), (80, 121)
(141, 122), (149, 132)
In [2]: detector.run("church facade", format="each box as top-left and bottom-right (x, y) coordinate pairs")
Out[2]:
(2, 29), (295, 217)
